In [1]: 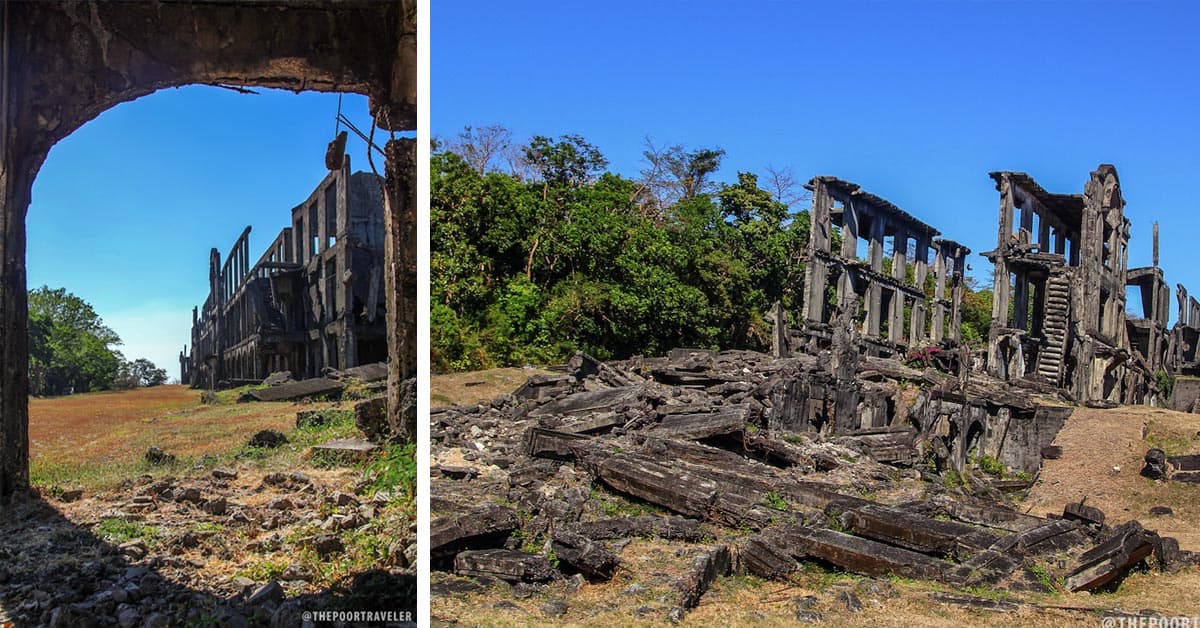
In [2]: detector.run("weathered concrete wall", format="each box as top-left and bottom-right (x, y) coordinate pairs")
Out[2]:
(384, 138), (417, 443)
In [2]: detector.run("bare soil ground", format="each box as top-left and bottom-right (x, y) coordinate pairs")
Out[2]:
(430, 369), (1200, 627)
(1022, 405), (1200, 549)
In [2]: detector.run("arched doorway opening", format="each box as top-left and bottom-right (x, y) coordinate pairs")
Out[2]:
(1, 0), (416, 499)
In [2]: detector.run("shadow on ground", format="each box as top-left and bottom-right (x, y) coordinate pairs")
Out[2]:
(0, 490), (414, 627)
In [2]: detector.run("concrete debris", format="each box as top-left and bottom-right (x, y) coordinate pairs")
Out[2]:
(432, 344), (1195, 618)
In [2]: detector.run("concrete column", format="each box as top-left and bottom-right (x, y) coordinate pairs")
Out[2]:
(892, 226), (908, 281)
(840, 199), (858, 259)
(802, 183), (832, 323)
(992, 177), (1014, 326)
(932, 247), (947, 342)
(384, 139), (416, 442)
(0, 138), (32, 500)
(912, 237), (929, 344)
(1013, 271), (1028, 331)
(1031, 277), (1046, 337)
(869, 215), (885, 273)
(950, 251), (966, 342)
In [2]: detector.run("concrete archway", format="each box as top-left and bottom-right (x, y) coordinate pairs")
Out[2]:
(1, 1), (416, 499)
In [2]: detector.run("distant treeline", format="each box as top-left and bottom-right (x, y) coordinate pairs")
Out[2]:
(432, 125), (992, 372)
(28, 286), (167, 396)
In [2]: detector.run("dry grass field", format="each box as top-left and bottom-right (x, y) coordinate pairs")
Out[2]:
(431, 367), (556, 407)
(29, 384), (336, 488)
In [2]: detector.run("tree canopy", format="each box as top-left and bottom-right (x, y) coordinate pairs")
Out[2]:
(432, 127), (992, 372)
(28, 286), (167, 395)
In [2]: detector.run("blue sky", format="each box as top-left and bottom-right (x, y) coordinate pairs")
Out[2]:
(28, 86), (385, 380)
(434, 1), (1200, 320)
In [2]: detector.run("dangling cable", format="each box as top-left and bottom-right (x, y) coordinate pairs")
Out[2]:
(333, 93), (343, 137)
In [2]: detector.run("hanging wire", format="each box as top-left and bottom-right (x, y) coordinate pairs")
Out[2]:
(333, 93), (343, 137)
(338, 112), (386, 158)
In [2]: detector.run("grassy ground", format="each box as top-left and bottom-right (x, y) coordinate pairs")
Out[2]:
(24, 384), (417, 602)
(431, 367), (555, 407)
(29, 384), (332, 489)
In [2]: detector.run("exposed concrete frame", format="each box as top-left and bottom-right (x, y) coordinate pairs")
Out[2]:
(793, 176), (970, 360)
(0, 1), (416, 500)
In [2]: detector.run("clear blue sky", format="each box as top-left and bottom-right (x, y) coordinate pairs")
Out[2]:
(28, 86), (387, 380)
(434, 1), (1200, 320)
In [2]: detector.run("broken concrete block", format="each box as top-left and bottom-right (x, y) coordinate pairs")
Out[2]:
(1062, 502), (1105, 528)
(454, 549), (558, 582)
(550, 531), (620, 581)
(431, 505), (520, 560)
(1066, 521), (1156, 592)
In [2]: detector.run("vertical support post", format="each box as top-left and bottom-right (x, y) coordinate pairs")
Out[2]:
(911, 237), (929, 345)
(802, 181), (831, 324)
(890, 226), (908, 345)
(837, 199), (858, 310)
(0, 3), (31, 497)
(932, 245), (947, 342)
(383, 138), (416, 442)
(1153, 221), (1159, 268)
(950, 250), (965, 342)
(866, 215), (886, 337)
(991, 176), (1014, 327)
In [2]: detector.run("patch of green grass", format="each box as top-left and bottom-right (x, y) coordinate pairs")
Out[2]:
(193, 521), (225, 533)
(235, 557), (290, 582)
(958, 583), (1011, 600)
(1145, 428), (1194, 457)
(763, 491), (789, 511)
(1030, 564), (1058, 594)
(591, 484), (666, 517)
(214, 384), (266, 405)
(941, 470), (968, 489)
(363, 443), (417, 506)
(94, 518), (160, 544)
(971, 452), (1006, 477)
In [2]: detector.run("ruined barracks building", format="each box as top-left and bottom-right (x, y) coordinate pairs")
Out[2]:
(181, 156), (388, 388)
(778, 164), (1200, 414)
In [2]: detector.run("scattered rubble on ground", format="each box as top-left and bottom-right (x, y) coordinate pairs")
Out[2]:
(431, 348), (1199, 623)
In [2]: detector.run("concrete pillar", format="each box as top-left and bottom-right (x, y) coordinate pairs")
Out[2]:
(932, 246), (947, 342)
(384, 138), (416, 442)
(892, 226), (908, 281)
(992, 177), (1014, 326)
(0, 136), (32, 500)
(802, 183), (832, 323)
(950, 250), (966, 342)
(911, 237), (929, 345)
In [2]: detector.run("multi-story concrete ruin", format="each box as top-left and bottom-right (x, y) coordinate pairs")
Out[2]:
(759, 164), (1200, 472)
(181, 156), (387, 388)
(792, 176), (971, 359)
(982, 164), (1180, 406)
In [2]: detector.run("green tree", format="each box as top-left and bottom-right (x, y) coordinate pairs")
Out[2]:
(28, 286), (124, 395)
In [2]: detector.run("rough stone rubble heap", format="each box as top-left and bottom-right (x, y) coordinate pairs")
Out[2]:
(431, 347), (1194, 621)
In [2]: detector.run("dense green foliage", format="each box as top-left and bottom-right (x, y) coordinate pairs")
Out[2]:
(433, 129), (991, 371)
(28, 286), (166, 395)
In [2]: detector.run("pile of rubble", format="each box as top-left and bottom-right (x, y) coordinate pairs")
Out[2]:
(432, 349), (1195, 621)
(0, 465), (415, 627)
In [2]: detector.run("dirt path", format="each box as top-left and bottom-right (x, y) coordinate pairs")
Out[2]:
(1022, 405), (1200, 548)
